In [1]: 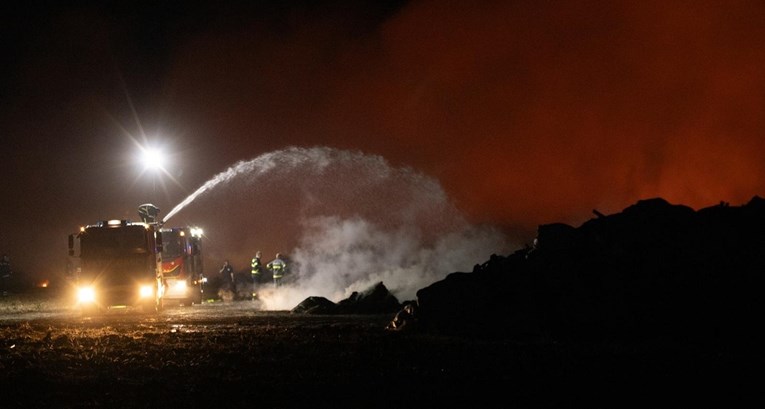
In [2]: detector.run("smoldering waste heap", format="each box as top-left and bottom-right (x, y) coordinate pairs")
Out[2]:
(414, 196), (765, 342)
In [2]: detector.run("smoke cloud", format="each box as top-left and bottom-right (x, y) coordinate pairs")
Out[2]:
(258, 215), (506, 310)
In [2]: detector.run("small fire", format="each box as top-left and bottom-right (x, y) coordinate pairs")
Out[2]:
(37, 279), (49, 288)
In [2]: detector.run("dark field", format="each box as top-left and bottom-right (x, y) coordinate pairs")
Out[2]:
(0, 289), (760, 408)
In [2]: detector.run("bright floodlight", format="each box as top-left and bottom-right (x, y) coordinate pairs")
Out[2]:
(142, 147), (165, 170)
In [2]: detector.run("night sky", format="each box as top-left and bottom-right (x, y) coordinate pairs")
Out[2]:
(2, 1), (765, 284)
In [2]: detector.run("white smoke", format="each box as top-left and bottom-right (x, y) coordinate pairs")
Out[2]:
(257, 215), (508, 310)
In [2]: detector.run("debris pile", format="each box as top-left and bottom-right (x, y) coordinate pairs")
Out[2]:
(292, 282), (401, 315)
(385, 301), (418, 331)
(415, 196), (765, 341)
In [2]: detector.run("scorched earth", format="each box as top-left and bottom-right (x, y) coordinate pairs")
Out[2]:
(0, 288), (750, 408)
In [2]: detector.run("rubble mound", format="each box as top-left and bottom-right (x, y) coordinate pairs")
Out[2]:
(291, 296), (336, 314)
(415, 196), (765, 341)
(292, 282), (401, 314)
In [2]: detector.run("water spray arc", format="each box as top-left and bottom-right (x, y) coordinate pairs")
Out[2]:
(164, 146), (451, 224)
(163, 150), (277, 223)
(162, 146), (509, 310)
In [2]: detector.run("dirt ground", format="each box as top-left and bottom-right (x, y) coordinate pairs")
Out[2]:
(0, 289), (760, 408)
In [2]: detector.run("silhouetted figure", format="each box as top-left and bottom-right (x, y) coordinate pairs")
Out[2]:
(220, 260), (235, 293)
(0, 254), (11, 296)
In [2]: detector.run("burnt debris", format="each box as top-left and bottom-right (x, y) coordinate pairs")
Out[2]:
(292, 282), (401, 315)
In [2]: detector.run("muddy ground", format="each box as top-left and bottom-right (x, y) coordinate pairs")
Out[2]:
(0, 289), (760, 408)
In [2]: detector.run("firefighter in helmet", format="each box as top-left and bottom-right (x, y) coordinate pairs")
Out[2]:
(250, 251), (262, 297)
(267, 253), (287, 288)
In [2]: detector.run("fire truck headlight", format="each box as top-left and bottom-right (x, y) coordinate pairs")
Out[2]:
(173, 281), (187, 293)
(78, 287), (96, 303)
(139, 285), (154, 298)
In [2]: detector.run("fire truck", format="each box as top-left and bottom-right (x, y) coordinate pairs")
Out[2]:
(159, 226), (205, 305)
(68, 204), (164, 314)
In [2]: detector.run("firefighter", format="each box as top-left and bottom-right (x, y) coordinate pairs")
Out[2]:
(267, 253), (287, 288)
(250, 251), (262, 297)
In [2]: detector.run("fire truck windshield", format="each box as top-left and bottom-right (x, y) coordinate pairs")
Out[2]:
(81, 225), (149, 257)
(161, 231), (184, 259)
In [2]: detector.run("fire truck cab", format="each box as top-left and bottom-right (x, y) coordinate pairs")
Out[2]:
(68, 218), (164, 314)
(159, 226), (205, 306)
